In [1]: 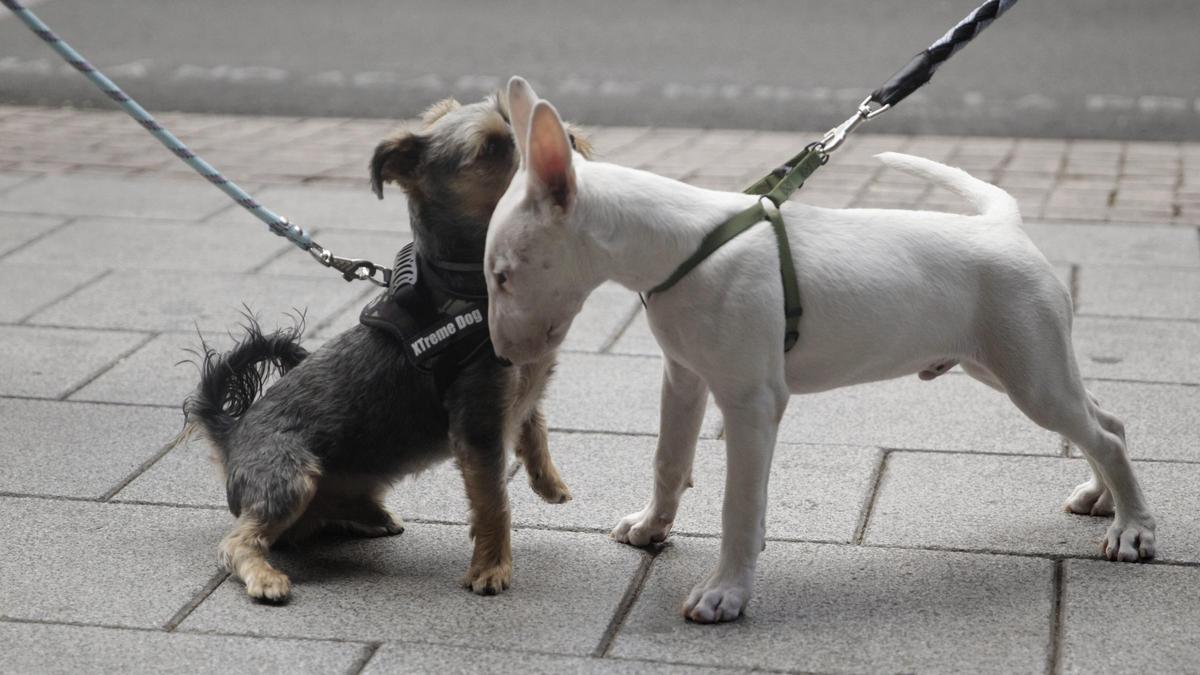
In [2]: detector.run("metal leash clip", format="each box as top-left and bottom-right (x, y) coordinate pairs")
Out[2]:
(308, 242), (392, 287)
(817, 96), (890, 154)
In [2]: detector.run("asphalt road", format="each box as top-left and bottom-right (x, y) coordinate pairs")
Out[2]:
(1, 0), (1198, 139)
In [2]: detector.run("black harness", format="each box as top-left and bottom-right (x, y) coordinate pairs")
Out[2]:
(360, 242), (504, 391)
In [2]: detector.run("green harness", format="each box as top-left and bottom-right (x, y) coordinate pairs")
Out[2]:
(645, 145), (827, 352)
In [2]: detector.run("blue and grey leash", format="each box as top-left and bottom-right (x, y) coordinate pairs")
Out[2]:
(0, 0), (391, 286)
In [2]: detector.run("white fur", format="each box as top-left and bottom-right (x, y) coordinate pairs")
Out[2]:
(486, 77), (1157, 623)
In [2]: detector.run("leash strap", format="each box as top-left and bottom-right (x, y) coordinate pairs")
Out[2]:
(1, 0), (391, 287)
(645, 0), (1019, 352)
(871, 0), (1018, 108)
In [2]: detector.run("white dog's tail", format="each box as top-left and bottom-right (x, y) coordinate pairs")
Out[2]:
(874, 152), (1020, 223)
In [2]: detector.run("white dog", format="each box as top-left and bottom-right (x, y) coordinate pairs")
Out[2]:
(485, 77), (1156, 623)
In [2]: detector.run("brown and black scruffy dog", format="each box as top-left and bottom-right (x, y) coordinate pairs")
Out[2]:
(180, 94), (592, 602)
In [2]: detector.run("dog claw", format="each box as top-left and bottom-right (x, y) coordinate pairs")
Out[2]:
(464, 563), (512, 595)
(1064, 480), (1114, 517)
(683, 576), (750, 623)
(245, 570), (291, 604)
(1102, 520), (1156, 562)
(611, 508), (673, 547)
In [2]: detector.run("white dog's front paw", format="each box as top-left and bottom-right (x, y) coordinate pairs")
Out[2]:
(610, 507), (673, 547)
(683, 574), (752, 623)
(1064, 479), (1114, 516)
(1102, 519), (1156, 562)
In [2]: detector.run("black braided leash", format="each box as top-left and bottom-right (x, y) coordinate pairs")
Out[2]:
(871, 0), (1019, 108)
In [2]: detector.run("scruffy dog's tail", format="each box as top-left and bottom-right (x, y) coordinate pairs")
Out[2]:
(176, 316), (309, 462)
(874, 151), (1021, 224)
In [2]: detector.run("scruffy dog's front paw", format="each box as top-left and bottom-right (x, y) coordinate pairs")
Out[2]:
(683, 573), (751, 623)
(529, 472), (573, 504)
(1103, 519), (1156, 562)
(1064, 479), (1114, 516)
(610, 507), (673, 547)
(244, 568), (292, 603)
(463, 563), (512, 595)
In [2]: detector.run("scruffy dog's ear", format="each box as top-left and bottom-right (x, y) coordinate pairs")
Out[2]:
(370, 133), (426, 199)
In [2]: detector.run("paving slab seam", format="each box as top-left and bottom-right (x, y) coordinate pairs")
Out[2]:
(852, 448), (888, 545)
(1080, 376), (1199, 389)
(15, 268), (112, 325)
(100, 438), (184, 501)
(0, 215), (74, 261)
(1046, 560), (1065, 675)
(344, 642), (383, 675)
(560, 347), (662, 362)
(59, 330), (162, 401)
(591, 127), (657, 160)
(0, 173), (37, 196)
(0, 321), (156, 336)
(1068, 263), (1081, 304)
(0, 614), (373, 648)
(603, 653), (825, 675)
(592, 549), (658, 658)
(597, 303), (645, 354)
(308, 286), (378, 336)
(0, 392), (178, 410)
(163, 570), (230, 632)
(107, 497), (226, 511)
(1073, 312), (1200, 325)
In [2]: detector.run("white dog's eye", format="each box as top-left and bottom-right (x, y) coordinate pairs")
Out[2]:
(494, 271), (509, 288)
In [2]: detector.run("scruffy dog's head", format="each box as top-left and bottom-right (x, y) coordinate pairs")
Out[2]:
(370, 93), (592, 262)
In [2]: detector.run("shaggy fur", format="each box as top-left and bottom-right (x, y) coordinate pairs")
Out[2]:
(181, 94), (585, 602)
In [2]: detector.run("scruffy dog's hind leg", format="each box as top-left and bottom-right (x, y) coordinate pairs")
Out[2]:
(219, 459), (318, 603)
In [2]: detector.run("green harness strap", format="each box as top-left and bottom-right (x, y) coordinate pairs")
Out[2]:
(646, 147), (826, 351)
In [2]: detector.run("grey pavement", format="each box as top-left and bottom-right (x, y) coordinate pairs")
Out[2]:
(0, 105), (1199, 673)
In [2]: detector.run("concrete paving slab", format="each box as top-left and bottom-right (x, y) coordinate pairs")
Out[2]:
(251, 185), (409, 233)
(363, 643), (734, 674)
(180, 525), (642, 655)
(70, 328), (329, 407)
(0, 325), (147, 399)
(512, 433), (878, 543)
(0, 175), (230, 221)
(27, 270), (369, 332)
(611, 538), (1052, 674)
(0, 398), (180, 498)
(0, 172), (34, 193)
(1060, 560), (1200, 675)
(864, 452), (1200, 563)
(6, 217), (294, 273)
(0, 213), (64, 257)
(0, 498), (226, 628)
(607, 310), (659, 357)
(0, 264), (103, 324)
(545, 353), (722, 439)
(1076, 266), (1200, 320)
(69, 331), (234, 407)
(561, 282), (641, 354)
(0, 622), (369, 675)
(1072, 317), (1200, 385)
(778, 375), (1062, 455)
(1080, 380), (1200, 462)
(257, 228), (409, 277)
(1022, 222), (1200, 268)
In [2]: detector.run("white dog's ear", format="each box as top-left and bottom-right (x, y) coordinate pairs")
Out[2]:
(526, 100), (575, 211)
(506, 76), (537, 158)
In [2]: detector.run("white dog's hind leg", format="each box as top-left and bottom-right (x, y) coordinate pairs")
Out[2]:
(612, 358), (707, 547)
(683, 384), (786, 623)
(984, 328), (1154, 561)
